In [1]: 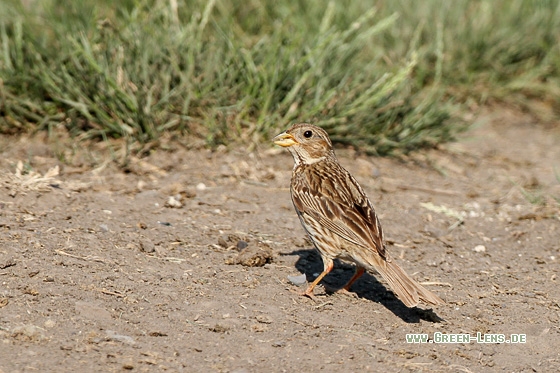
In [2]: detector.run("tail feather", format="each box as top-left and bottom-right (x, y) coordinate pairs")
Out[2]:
(373, 259), (444, 308)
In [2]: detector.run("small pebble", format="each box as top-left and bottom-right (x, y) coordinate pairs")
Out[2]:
(183, 188), (197, 198)
(473, 245), (486, 253)
(256, 315), (273, 324)
(139, 239), (155, 253)
(11, 325), (46, 340)
(99, 224), (109, 232)
(196, 183), (207, 191)
(218, 236), (228, 248)
(106, 330), (135, 345)
(287, 274), (307, 286)
(236, 240), (248, 250)
(137, 180), (146, 191)
(165, 196), (182, 208)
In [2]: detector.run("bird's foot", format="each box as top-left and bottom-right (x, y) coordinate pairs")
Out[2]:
(324, 285), (358, 298)
(300, 289), (318, 300)
(336, 288), (359, 298)
(289, 286), (318, 300)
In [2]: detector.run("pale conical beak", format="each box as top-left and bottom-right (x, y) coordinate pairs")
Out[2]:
(272, 132), (298, 147)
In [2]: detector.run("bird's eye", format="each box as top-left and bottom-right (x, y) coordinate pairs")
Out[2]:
(303, 130), (313, 138)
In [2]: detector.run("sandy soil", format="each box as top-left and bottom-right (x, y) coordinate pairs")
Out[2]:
(0, 110), (559, 372)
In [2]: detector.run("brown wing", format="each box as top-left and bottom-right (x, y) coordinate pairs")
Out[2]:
(291, 159), (386, 258)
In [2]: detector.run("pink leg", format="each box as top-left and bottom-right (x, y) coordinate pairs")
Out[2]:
(342, 266), (365, 291)
(302, 259), (334, 297)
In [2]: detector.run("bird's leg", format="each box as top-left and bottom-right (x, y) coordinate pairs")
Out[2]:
(341, 266), (365, 291)
(302, 259), (334, 297)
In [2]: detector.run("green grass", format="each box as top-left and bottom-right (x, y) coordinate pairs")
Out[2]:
(1, 0), (559, 154)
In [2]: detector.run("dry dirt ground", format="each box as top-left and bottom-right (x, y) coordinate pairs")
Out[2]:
(0, 111), (559, 372)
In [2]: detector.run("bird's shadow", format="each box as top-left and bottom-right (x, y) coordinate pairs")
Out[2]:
(284, 249), (444, 324)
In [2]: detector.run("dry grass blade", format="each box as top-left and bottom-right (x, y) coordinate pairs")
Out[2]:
(0, 161), (61, 197)
(55, 250), (108, 264)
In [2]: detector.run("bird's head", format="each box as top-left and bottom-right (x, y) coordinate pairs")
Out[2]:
(272, 123), (334, 166)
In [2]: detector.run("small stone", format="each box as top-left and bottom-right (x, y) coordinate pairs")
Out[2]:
(165, 196), (182, 208)
(287, 274), (307, 286)
(23, 286), (39, 296)
(139, 239), (155, 253)
(0, 257), (16, 269)
(236, 240), (248, 250)
(196, 183), (206, 191)
(209, 324), (229, 333)
(182, 187), (197, 199)
(473, 245), (486, 253)
(137, 180), (147, 191)
(99, 224), (109, 232)
(255, 315), (273, 324)
(106, 330), (135, 345)
(251, 323), (267, 332)
(218, 235), (228, 248)
(11, 325), (46, 341)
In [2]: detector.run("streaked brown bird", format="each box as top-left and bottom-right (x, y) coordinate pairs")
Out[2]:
(273, 123), (443, 307)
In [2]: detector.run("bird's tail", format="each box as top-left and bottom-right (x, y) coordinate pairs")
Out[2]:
(373, 258), (444, 308)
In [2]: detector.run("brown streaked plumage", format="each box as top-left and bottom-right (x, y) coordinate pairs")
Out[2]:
(273, 123), (443, 307)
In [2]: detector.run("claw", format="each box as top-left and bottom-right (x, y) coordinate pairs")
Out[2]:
(334, 288), (359, 298)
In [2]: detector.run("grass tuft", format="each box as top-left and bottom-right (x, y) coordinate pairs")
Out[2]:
(1, 1), (559, 154)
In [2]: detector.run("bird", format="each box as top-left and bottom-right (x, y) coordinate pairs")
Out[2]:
(273, 123), (444, 307)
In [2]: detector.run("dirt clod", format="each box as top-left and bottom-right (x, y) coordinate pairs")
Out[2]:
(227, 244), (274, 267)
